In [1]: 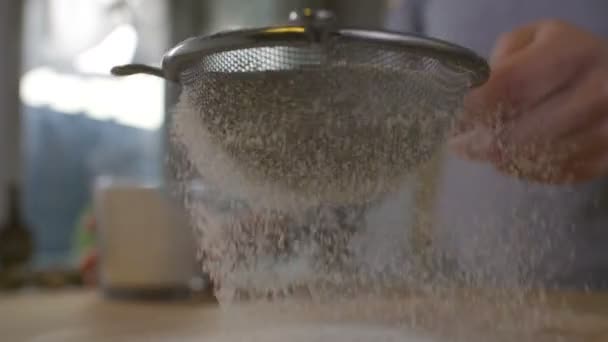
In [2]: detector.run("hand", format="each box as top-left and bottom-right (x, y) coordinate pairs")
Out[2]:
(450, 20), (608, 184)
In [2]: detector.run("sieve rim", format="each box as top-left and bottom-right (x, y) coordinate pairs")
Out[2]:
(160, 25), (489, 86)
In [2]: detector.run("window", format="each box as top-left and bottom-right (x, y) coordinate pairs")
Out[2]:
(20, 0), (169, 268)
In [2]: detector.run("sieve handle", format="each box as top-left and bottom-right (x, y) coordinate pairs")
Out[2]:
(110, 64), (166, 79)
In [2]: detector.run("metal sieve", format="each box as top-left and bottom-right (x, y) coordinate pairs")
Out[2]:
(112, 9), (489, 206)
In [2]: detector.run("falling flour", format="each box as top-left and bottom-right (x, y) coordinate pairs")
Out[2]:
(173, 64), (468, 209)
(166, 56), (578, 340)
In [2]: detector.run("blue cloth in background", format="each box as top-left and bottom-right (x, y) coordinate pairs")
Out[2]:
(23, 106), (161, 268)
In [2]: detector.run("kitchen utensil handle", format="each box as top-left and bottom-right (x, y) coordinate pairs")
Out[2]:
(111, 64), (165, 79)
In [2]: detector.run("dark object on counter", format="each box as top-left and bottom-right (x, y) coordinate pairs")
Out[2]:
(0, 268), (84, 291)
(0, 183), (33, 272)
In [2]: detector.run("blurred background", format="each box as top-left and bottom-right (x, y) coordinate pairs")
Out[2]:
(18, 0), (167, 270)
(1, 0), (171, 291)
(0, 0), (397, 293)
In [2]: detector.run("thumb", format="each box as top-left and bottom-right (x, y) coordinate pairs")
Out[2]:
(490, 22), (539, 65)
(459, 23), (540, 127)
(448, 126), (498, 162)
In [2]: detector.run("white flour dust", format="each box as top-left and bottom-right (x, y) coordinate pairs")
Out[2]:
(164, 74), (594, 341)
(166, 46), (476, 301)
(173, 63), (468, 209)
(164, 49), (583, 341)
(169, 89), (436, 301)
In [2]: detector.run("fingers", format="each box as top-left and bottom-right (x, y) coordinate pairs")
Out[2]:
(489, 22), (538, 64)
(448, 126), (497, 161)
(497, 67), (608, 146)
(491, 142), (576, 183)
(492, 116), (608, 183)
(453, 20), (608, 184)
(460, 24), (540, 127)
(560, 116), (608, 166)
(567, 153), (608, 183)
(451, 100), (608, 184)
(465, 20), (601, 123)
(496, 150), (608, 184)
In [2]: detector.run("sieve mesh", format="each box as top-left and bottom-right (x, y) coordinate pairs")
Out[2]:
(178, 36), (473, 207)
(167, 32), (484, 302)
